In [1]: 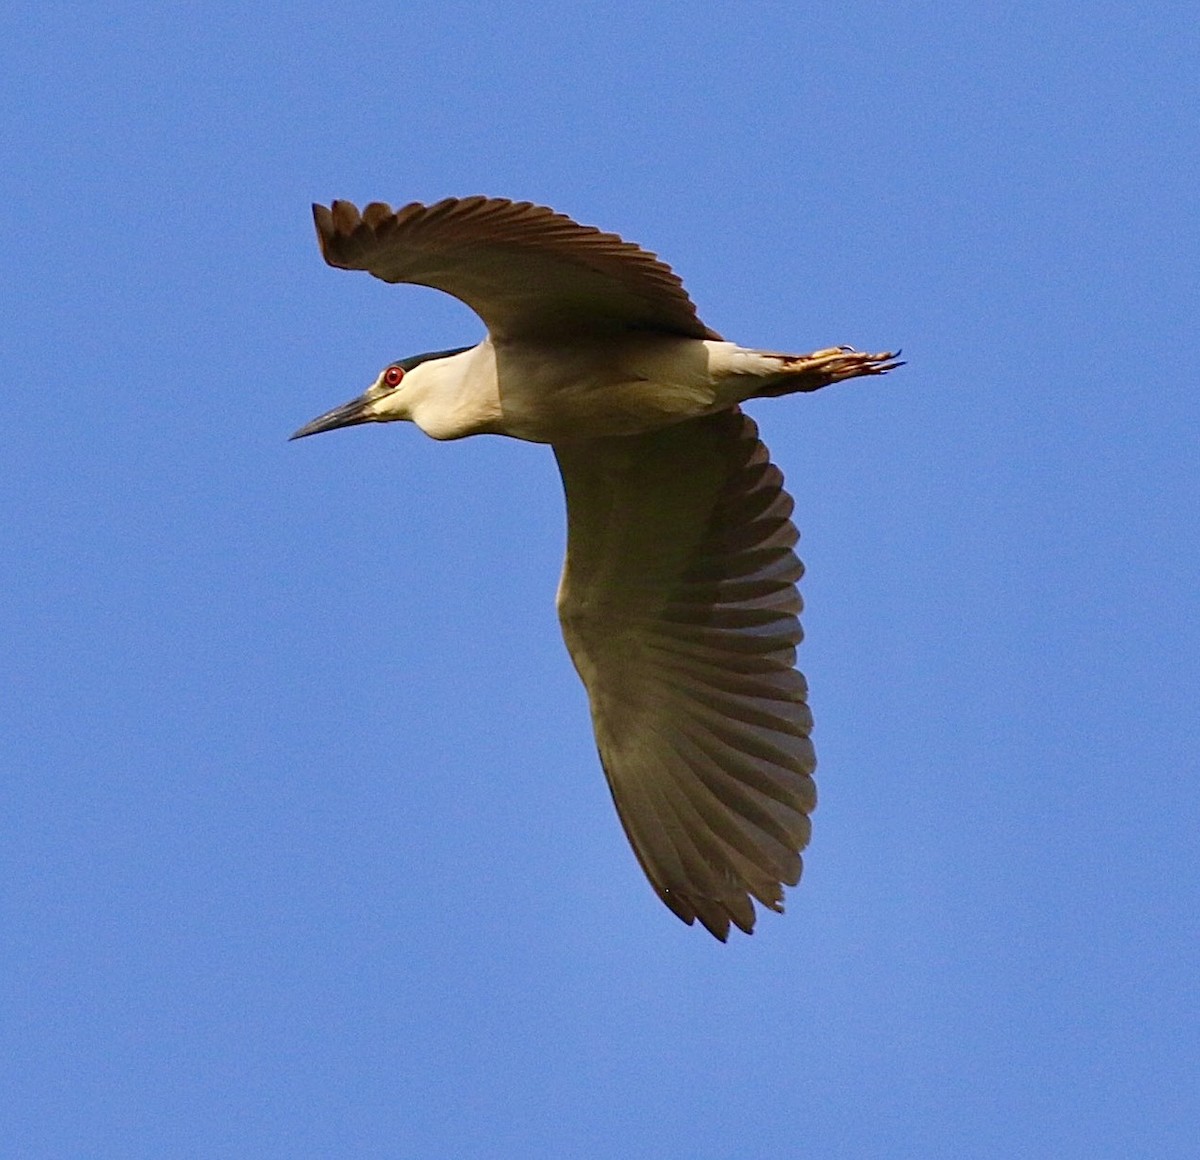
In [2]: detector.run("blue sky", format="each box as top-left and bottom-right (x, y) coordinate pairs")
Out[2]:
(3, 2), (1197, 1156)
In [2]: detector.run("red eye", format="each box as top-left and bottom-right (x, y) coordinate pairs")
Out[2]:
(383, 366), (405, 387)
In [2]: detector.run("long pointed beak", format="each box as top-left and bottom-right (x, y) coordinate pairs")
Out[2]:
(289, 394), (375, 441)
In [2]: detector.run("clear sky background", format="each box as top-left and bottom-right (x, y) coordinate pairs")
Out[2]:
(3, 3), (1197, 1157)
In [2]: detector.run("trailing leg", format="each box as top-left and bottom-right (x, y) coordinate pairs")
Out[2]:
(747, 347), (903, 399)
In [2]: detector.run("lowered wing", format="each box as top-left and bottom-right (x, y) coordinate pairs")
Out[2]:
(554, 409), (816, 939)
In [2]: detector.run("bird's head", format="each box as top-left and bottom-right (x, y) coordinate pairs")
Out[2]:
(289, 346), (473, 441)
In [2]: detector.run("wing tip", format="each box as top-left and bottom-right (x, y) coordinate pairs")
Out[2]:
(311, 199), (359, 268)
(312, 197), (400, 269)
(660, 880), (787, 942)
(311, 201), (333, 261)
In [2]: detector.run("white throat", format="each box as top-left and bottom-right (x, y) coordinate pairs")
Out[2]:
(400, 343), (501, 441)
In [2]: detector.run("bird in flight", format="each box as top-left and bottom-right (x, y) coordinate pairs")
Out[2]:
(293, 197), (899, 940)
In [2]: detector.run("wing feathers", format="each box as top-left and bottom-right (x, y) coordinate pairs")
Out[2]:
(313, 196), (722, 342)
(555, 409), (816, 938)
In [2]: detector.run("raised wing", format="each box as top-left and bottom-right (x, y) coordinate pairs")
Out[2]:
(313, 197), (721, 343)
(554, 410), (815, 939)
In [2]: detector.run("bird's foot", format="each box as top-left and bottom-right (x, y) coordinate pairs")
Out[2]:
(797, 346), (904, 380)
(755, 346), (904, 397)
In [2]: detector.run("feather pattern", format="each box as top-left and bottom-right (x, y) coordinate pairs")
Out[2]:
(313, 196), (722, 342)
(554, 408), (815, 939)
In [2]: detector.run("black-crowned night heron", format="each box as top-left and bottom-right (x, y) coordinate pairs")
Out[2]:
(293, 196), (900, 940)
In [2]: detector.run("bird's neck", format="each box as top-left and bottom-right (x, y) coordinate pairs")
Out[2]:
(409, 344), (502, 441)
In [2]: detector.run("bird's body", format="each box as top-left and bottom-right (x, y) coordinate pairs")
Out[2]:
(384, 336), (869, 443)
(294, 196), (899, 940)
